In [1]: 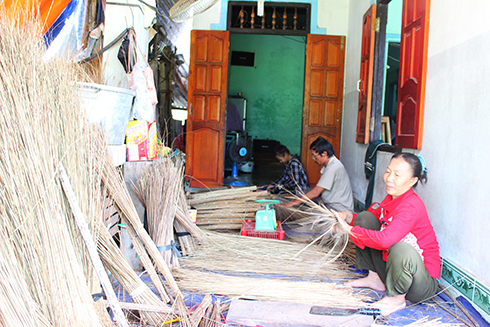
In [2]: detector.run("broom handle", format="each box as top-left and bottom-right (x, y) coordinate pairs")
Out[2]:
(59, 165), (129, 327)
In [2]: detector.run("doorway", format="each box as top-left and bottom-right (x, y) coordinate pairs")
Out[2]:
(185, 31), (345, 188)
(226, 33), (306, 186)
(381, 0), (402, 145)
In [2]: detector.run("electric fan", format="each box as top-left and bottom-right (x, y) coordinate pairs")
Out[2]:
(224, 134), (252, 187)
(169, 0), (219, 22)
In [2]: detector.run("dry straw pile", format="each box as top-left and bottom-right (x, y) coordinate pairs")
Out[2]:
(0, 16), (110, 327)
(135, 156), (204, 269)
(0, 14), (191, 327)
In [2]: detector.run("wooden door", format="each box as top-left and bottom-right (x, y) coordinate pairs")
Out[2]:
(395, 0), (430, 149)
(301, 35), (346, 187)
(185, 30), (229, 187)
(356, 5), (376, 144)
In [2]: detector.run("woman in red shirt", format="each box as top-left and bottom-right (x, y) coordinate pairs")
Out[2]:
(334, 153), (440, 316)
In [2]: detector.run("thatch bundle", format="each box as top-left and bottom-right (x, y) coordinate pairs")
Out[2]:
(134, 154), (204, 264)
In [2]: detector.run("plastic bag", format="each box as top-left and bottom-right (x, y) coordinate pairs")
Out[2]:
(128, 61), (158, 122)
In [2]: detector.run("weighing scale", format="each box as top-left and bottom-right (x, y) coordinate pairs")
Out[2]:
(254, 199), (280, 231)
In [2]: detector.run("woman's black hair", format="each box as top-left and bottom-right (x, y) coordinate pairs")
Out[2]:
(274, 144), (290, 156)
(309, 136), (335, 157)
(391, 152), (428, 187)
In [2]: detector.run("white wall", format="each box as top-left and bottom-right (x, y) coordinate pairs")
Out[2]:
(417, 0), (490, 284)
(102, 0), (156, 88)
(317, 0), (349, 35)
(340, 0), (373, 204)
(192, 1), (222, 30)
(342, 0), (490, 285)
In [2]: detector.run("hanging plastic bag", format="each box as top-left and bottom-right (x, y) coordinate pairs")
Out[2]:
(128, 61), (157, 122)
(123, 30), (158, 122)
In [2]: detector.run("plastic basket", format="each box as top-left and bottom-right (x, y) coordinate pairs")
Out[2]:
(240, 219), (285, 240)
(78, 82), (136, 145)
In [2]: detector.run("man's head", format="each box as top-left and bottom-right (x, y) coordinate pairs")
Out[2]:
(274, 144), (292, 164)
(309, 137), (334, 166)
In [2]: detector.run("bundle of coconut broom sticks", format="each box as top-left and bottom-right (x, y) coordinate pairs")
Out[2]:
(0, 14), (213, 327)
(188, 186), (269, 231)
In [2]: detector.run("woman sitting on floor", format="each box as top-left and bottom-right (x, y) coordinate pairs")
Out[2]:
(333, 152), (440, 316)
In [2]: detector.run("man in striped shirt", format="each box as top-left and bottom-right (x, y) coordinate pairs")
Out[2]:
(267, 144), (309, 195)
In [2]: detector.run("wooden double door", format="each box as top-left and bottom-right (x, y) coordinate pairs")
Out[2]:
(185, 31), (345, 187)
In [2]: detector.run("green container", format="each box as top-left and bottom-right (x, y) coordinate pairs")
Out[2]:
(255, 199), (280, 231)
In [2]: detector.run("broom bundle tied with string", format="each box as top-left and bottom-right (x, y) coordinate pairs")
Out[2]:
(134, 154), (203, 269)
(137, 156), (182, 270)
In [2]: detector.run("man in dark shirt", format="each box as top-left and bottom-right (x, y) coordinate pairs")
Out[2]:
(267, 144), (309, 195)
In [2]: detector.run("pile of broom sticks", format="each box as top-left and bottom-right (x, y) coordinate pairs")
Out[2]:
(0, 16), (111, 327)
(0, 13), (203, 327)
(137, 157), (182, 270)
(189, 186), (269, 230)
(174, 268), (371, 308)
(174, 181), (204, 256)
(135, 155), (205, 268)
(180, 230), (355, 281)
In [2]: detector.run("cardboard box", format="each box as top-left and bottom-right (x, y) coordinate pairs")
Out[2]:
(148, 121), (158, 160)
(126, 121), (149, 161)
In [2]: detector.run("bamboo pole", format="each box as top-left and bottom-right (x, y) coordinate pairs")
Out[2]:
(59, 165), (129, 327)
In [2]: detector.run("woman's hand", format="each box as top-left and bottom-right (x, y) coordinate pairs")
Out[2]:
(332, 210), (353, 234)
(332, 210), (354, 224)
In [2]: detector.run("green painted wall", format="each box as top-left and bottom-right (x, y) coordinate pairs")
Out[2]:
(228, 34), (306, 155)
(387, 0), (402, 35)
